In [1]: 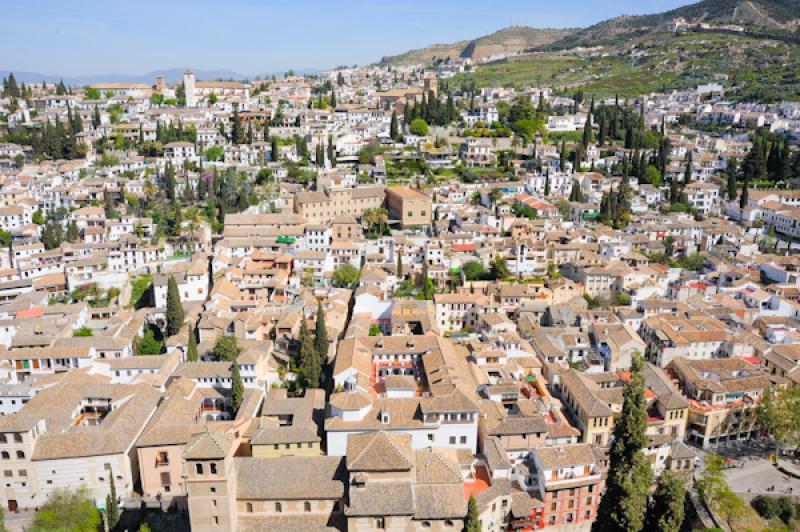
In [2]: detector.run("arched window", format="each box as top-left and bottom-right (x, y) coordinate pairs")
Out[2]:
(275, 502), (282, 513)
(0, 452), (8, 459)
(15, 451), (24, 459)
(304, 501), (311, 512)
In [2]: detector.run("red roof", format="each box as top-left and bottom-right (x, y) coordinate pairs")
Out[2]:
(15, 308), (43, 319)
(453, 244), (476, 252)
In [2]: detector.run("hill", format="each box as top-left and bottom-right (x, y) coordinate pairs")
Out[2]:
(379, 27), (575, 65)
(545, 0), (800, 50)
(452, 30), (800, 102)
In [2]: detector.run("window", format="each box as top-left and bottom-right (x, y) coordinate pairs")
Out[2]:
(304, 501), (311, 512)
(212, 517), (218, 525)
(210, 487), (216, 493)
(3, 471), (10, 478)
(195, 463), (204, 475)
(18, 469), (26, 477)
(460, 436), (467, 444)
(375, 517), (385, 529)
(275, 502), (282, 513)
(246, 502), (253, 513)
(421, 522), (431, 528)
(15, 451), (24, 459)
(210, 463), (217, 475)
(0, 435), (6, 443)
(13, 434), (21, 443)
(0, 452), (8, 460)
(427, 433), (434, 442)
(449, 436), (456, 445)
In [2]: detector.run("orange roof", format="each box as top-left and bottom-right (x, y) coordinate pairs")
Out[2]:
(16, 307), (44, 319)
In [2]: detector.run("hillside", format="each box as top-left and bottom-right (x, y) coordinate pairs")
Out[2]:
(545, 0), (800, 50)
(379, 27), (575, 65)
(452, 30), (800, 102)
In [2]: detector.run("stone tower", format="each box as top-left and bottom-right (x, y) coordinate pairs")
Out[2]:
(183, 69), (197, 107)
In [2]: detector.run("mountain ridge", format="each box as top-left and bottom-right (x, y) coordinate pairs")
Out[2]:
(379, 0), (800, 65)
(378, 26), (576, 65)
(0, 68), (322, 86)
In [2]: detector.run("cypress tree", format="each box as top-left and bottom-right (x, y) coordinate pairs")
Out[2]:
(390, 111), (399, 141)
(644, 471), (686, 532)
(740, 173), (749, 210)
(67, 220), (80, 243)
(330, 90), (336, 108)
(186, 323), (198, 362)
(582, 113), (592, 148)
(166, 275), (184, 337)
(593, 353), (652, 532)
(231, 362), (244, 414)
(106, 472), (119, 528)
(727, 157), (738, 200)
(397, 251), (403, 278)
(270, 137), (279, 161)
(231, 108), (242, 144)
(560, 141), (567, 172)
(544, 170), (550, 196)
(465, 495), (480, 532)
(683, 152), (693, 186)
(298, 318), (312, 371)
(314, 301), (328, 363)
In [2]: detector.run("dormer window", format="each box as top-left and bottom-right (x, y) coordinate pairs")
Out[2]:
(380, 410), (390, 424)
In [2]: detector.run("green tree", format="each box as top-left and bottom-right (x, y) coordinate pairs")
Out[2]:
(332, 264), (360, 288)
(166, 275), (184, 337)
(593, 353), (652, 532)
(84, 87), (101, 100)
(390, 111), (400, 141)
(106, 472), (119, 530)
(582, 112), (593, 148)
(139, 524), (152, 532)
(213, 335), (240, 362)
(463, 261), (485, 281)
(756, 386), (800, 458)
(186, 322), (198, 362)
(31, 487), (101, 532)
(314, 301), (329, 363)
(739, 172), (749, 210)
(231, 108), (243, 144)
(645, 471), (685, 532)
(0, 230), (11, 248)
(231, 362), (244, 414)
(135, 328), (163, 355)
(73, 326), (93, 337)
(409, 118), (429, 136)
(465, 494), (481, 532)
(298, 318), (319, 388)
(66, 220), (80, 243)
(726, 157), (738, 200)
(489, 256), (511, 281)
(696, 454), (747, 529)
(397, 252), (403, 278)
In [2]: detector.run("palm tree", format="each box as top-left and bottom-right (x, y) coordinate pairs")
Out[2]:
(489, 188), (503, 206)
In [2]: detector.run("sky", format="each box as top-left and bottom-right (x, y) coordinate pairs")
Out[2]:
(1, 0), (694, 76)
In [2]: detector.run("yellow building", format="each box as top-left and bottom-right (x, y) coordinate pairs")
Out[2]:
(385, 186), (432, 228)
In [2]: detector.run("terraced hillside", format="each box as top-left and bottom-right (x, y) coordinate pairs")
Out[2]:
(452, 31), (800, 101)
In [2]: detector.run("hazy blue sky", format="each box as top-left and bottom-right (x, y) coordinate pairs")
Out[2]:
(1, 0), (693, 76)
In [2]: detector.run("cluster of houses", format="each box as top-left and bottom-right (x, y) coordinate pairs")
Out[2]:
(0, 58), (798, 532)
